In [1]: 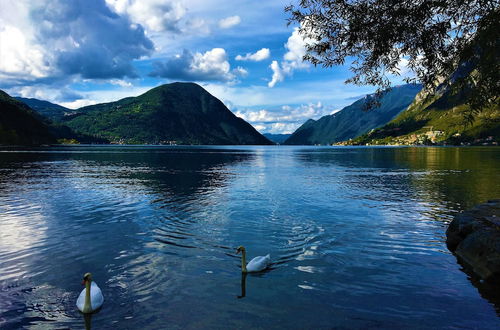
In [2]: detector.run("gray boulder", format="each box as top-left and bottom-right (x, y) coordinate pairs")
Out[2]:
(446, 200), (500, 281)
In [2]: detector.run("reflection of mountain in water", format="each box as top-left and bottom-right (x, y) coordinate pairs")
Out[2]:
(293, 146), (500, 311)
(0, 146), (252, 328)
(294, 147), (500, 209)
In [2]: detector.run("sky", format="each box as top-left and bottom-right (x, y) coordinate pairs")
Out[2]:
(0, 0), (403, 134)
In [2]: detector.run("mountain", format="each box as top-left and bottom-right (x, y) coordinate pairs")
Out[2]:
(0, 90), (56, 145)
(14, 97), (77, 122)
(284, 84), (422, 145)
(350, 85), (500, 146)
(64, 82), (273, 145)
(263, 133), (291, 144)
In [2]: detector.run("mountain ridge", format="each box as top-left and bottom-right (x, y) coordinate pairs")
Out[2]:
(14, 97), (76, 122)
(284, 84), (422, 145)
(349, 84), (500, 146)
(64, 82), (273, 145)
(0, 90), (56, 145)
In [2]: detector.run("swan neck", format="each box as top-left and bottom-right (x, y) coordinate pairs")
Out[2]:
(241, 250), (247, 273)
(83, 280), (92, 313)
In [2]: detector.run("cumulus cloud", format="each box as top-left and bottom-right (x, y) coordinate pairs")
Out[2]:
(235, 102), (336, 133)
(105, 0), (186, 33)
(268, 27), (311, 87)
(235, 48), (270, 62)
(282, 28), (310, 70)
(268, 60), (285, 88)
(150, 48), (244, 82)
(0, 0), (154, 86)
(218, 15), (241, 29)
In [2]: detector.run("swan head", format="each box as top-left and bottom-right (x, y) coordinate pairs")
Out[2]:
(236, 246), (245, 254)
(82, 273), (92, 285)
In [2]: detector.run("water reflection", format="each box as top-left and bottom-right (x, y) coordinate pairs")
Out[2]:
(0, 146), (252, 328)
(0, 146), (499, 328)
(293, 146), (500, 209)
(292, 146), (500, 314)
(83, 311), (93, 330)
(238, 273), (247, 299)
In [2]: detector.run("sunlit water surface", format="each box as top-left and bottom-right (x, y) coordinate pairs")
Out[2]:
(0, 146), (499, 329)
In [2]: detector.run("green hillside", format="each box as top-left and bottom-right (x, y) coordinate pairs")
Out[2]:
(0, 91), (56, 145)
(64, 82), (272, 145)
(350, 87), (500, 146)
(284, 84), (421, 145)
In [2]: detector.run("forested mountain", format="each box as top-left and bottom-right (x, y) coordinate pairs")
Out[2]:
(0, 91), (56, 145)
(64, 82), (272, 145)
(14, 97), (77, 122)
(351, 84), (500, 146)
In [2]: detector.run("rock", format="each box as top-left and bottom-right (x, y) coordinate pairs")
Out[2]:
(446, 200), (500, 281)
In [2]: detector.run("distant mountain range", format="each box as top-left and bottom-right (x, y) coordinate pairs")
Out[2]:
(14, 97), (76, 122)
(2, 83), (272, 146)
(3, 80), (497, 147)
(263, 133), (291, 144)
(284, 84), (422, 145)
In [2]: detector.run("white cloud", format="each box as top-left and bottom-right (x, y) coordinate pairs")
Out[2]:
(60, 99), (99, 109)
(192, 48), (230, 76)
(268, 60), (285, 88)
(0, 1), (53, 83)
(283, 28), (310, 69)
(235, 48), (270, 61)
(218, 15), (241, 29)
(150, 48), (241, 82)
(0, 0), (153, 87)
(0, 25), (51, 80)
(105, 0), (186, 32)
(235, 102), (336, 134)
(236, 102), (329, 123)
(268, 27), (312, 87)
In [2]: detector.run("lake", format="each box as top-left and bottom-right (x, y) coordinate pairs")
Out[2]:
(0, 145), (499, 329)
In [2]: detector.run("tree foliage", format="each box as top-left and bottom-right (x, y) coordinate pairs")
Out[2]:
(286, 0), (499, 116)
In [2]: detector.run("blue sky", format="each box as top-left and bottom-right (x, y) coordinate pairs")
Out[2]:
(0, 0), (403, 134)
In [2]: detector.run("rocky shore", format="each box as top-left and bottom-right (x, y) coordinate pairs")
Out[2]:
(446, 200), (500, 281)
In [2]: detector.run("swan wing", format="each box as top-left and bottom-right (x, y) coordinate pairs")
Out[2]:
(246, 254), (271, 272)
(90, 282), (104, 310)
(76, 288), (86, 312)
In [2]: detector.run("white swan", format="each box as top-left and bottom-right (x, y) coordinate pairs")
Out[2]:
(236, 246), (271, 273)
(76, 273), (104, 313)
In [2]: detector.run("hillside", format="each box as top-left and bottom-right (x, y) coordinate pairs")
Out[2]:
(14, 97), (77, 122)
(0, 90), (56, 145)
(64, 82), (273, 145)
(350, 86), (500, 146)
(284, 84), (421, 145)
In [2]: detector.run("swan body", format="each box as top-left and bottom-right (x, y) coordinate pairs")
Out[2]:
(77, 273), (104, 313)
(236, 246), (271, 273)
(246, 254), (271, 272)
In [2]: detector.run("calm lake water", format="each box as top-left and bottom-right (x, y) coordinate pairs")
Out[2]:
(0, 146), (499, 329)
